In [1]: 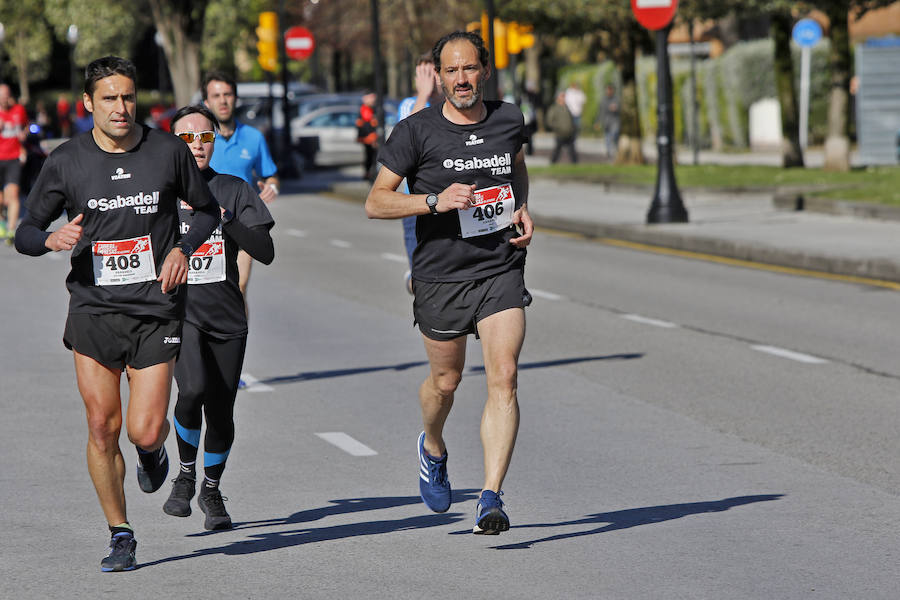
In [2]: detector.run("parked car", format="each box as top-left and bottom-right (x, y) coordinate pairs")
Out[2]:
(292, 103), (398, 168)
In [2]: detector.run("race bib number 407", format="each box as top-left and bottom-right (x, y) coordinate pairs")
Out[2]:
(458, 183), (515, 239)
(92, 235), (157, 286)
(187, 241), (226, 285)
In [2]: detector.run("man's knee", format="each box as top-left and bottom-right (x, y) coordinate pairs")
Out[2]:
(84, 406), (122, 453)
(126, 414), (168, 450)
(430, 370), (463, 399)
(487, 360), (518, 396)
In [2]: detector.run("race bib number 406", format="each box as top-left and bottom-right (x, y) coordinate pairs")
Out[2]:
(92, 235), (157, 286)
(458, 183), (514, 239)
(187, 241), (226, 285)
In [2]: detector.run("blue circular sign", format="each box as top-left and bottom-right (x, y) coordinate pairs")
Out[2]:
(792, 18), (823, 47)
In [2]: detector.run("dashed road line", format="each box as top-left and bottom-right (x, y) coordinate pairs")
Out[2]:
(750, 345), (828, 364)
(315, 432), (378, 456)
(286, 229), (306, 237)
(621, 313), (679, 328)
(529, 288), (564, 301)
(239, 373), (274, 392)
(380, 252), (407, 263)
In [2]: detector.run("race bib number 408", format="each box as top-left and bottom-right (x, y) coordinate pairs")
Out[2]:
(92, 235), (157, 286)
(458, 183), (515, 239)
(187, 241), (226, 285)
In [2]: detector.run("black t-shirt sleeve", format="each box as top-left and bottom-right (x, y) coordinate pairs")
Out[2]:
(223, 178), (274, 264)
(15, 155), (68, 256)
(377, 119), (418, 178)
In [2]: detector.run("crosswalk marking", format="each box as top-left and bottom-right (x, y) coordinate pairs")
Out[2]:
(330, 239), (352, 248)
(286, 229), (306, 237)
(380, 252), (407, 263)
(315, 432), (378, 456)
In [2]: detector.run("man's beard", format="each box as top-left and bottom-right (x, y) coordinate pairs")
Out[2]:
(442, 81), (481, 110)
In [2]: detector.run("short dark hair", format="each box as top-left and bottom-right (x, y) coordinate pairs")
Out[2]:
(432, 31), (489, 71)
(171, 104), (220, 132)
(202, 71), (237, 100)
(84, 56), (137, 97)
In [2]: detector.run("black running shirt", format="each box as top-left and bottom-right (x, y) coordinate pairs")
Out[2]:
(378, 101), (527, 282)
(25, 127), (217, 319)
(178, 170), (274, 338)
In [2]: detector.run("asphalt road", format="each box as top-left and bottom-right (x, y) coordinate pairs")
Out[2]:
(2, 186), (899, 599)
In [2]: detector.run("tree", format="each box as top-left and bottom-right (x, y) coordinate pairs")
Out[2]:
(44, 0), (148, 89)
(0, 1), (53, 103)
(501, 0), (652, 164)
(147, 1), (208, 106)
(804, 0), (895, 171)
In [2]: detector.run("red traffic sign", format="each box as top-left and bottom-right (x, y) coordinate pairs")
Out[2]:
(631, 0), (678, 31)
(285, 26), (315, 60)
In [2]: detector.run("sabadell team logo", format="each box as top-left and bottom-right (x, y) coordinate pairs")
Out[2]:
(87, 191), (161, 215)
(442, 152), (512, 175)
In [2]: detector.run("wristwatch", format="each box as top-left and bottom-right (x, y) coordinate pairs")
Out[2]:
(174, 240), (194, 257)
(425, 193), (439, 215)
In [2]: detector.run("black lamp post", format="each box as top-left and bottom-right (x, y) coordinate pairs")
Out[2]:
(646, 25), (688, 224)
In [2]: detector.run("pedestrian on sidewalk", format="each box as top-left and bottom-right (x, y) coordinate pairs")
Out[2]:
(597, 83), (621, 160)
(546, 91), (577, 164)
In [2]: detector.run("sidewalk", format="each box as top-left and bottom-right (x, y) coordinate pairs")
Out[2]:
(321, 142), (900, 286)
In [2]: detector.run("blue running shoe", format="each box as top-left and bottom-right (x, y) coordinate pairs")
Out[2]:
(473, 490), (509, 535)
(417, 431), (451, 513)
(100, 531), (137, 572)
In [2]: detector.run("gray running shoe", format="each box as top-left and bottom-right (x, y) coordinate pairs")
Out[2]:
(163, 475), (196, 517)
(198, 488), (233, 530)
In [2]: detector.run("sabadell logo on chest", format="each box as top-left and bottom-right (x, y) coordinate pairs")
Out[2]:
(87, 191), (161, 215)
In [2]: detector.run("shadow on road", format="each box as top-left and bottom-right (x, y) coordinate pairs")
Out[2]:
(257, 354), (644, 387)
(140, 491), (480, 568)
(476, 494), (784, 550)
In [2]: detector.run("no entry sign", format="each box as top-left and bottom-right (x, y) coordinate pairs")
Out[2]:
(631, 0), (679, 31)
(285, 26), (315, 61)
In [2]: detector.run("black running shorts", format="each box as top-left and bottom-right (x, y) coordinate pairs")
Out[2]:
(0, 159), (21, 188)
(413, 269), (529, 341)
(63, 313), (182, 370)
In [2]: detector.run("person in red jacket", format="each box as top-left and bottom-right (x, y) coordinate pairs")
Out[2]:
(0, 84), (26, 242)
(356, 92), (378, 182)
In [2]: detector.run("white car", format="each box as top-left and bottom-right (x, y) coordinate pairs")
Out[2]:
(292, 104), (397, 168)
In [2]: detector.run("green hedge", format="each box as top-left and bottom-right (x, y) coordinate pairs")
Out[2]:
(560, 38), (833, 149)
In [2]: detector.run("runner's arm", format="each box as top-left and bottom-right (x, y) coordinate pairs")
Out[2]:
(14, 215), (53, 255)
(223, 220), (274, 265)
(180, 200), (220, 253)
(366, 166), (476, 219)
(509, 149), (533, 248)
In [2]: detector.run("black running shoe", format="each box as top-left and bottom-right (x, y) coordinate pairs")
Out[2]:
(136, 446), (169, 493)
(163, 475), (195, 517)
(197, 488), (233, 530)
(100, 531), (137, 572)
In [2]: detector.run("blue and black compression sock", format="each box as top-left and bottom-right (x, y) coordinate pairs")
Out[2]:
(174, 416), (200, 466)
(136, 446), (164, 470)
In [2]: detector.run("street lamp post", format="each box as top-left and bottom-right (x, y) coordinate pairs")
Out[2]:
(646, 25), (688, 224)
(0, 24), (5, 84)
(67, 25), (79, 103)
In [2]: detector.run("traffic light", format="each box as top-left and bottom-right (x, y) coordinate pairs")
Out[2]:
(256, 11), (278, 72)
(507, 22), (535, 54)
(493, 19), (508, 70)
(518, 24), (535, 50)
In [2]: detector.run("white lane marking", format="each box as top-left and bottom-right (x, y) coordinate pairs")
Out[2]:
(315, 432), (378, 456)
(286, 229), (306, 237)
(751, 345), (828, 364)
(529, 288), (563, 301)
(45, 253), (64, 261)
(621, 314), (679, 329)
(240, 373), (274, 392)
(380, 252), (407, 263)
(330, 239), (352, 248)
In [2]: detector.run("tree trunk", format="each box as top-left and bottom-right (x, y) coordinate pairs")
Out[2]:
(615, 20), (645, 165)
(771, 10), (804, 168)
(823, 6), (851, 171)
(14, 32), (30, 105)
(148, 0), (204, 108)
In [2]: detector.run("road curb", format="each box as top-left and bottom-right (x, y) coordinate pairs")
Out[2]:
(327, 179), (900, 284)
